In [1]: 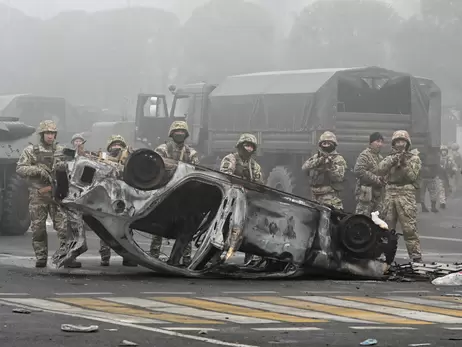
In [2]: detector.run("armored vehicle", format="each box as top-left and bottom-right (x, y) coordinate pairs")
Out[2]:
(0, 116), (34, 235)
(135, 67), (441, 213)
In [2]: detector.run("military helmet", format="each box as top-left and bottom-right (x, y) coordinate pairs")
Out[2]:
(318, 131), (338, 146)
(37, 120), (58, 134)
(71, 133), (85, 144)
(236, 133), (258, 149)
(107, 134), (127, 151)
(391, 130), (411, 146)
(451, 143), (459, 151)
(440, 145), (449, 152)
(168, 121), (189, 137)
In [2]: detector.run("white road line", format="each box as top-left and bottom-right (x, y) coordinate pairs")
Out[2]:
(387, 296), (462, 309)
(290, 296), (462, 324)
(444, 327), (462, 330)
(164, 327), (219, 331)
(221, 291), (278, 294)
(104, 297), (277, 324)
(140, 292), (196, 295)
(0, 299), (258, 347)
(203, 297), (372, 324)
(55, 292), (114, 296)
(0, 293), (30, 296)
(0, 298), (167, 324)
(300, 291), (352, 294)
(420, 236), (462, 242)
(252, 327), (322, 332)
(388, 291), (431, 294)
(349, 326), (417, 330)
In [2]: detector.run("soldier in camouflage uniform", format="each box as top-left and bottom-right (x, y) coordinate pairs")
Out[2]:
(219, 133), (264, 184)
(419, 152), (439, 213)
(378, 130), (423, 262)
(220, 133), (263, 264)
(102, 135), (138, 267)
(302, 131), (347, 210)
(450, 143), (462, 195)
(16, 120), (81, 268)
(353, 132), (385, 217)
(437, 145), (457, 209)
(149, 121), (199, 266)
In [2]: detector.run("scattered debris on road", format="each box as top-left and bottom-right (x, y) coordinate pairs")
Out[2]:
(388, 262), (462, 282)
(105, 328), (119, 332)
(360, 338), (378, 346)
(431, 271), (462, 286)
(12, 308), (31, 314)
(198, 329), (208, 335)
(408, 343), (431, 346)
(61, 324), (99, 332)
(119, 340), (138, 346)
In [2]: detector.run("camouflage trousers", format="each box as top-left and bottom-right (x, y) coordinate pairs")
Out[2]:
(355, 186), (383, 217)
(311, 191), (343, 210)
(383, 188), (422, 260)
(436, 177), (449, 204)
(420, 178), (438, 203)
(99, 240), (111, 261)
(29, 190), (68, 261)
(150, 235), (192, 262)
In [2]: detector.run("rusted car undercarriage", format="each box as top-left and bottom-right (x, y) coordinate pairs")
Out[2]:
(52, 149), (398, 279)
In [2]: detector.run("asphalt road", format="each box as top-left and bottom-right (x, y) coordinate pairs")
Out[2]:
(0, 198), (462, 347)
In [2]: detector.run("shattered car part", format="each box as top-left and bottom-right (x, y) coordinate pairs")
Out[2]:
(389, 262), (462, 281)
(53, 148), (398, 279)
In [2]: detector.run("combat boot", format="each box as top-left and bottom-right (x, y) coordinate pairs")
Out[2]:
(421, 202), (429, 212)
(431, 201), (439, 213)
(100, 259), (110, 266)
(35, 259), (47, 268)
(64, 260), (82, 268)
(122, 259), (138, 267)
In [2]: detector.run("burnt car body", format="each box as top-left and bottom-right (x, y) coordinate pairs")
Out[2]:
(53, 148), (398, 279)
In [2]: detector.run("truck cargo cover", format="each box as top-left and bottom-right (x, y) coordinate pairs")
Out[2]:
(209, 66), (441, 147)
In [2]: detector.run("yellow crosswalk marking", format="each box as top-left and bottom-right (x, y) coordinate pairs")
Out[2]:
(427, 296), (462, 304)
(247, 296), (430, 325)
(54, 298), (222, 324)
(152, 297), (327, 323)
(339, 296), (462, 318)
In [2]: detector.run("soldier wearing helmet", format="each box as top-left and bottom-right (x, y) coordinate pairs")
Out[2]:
(353, 132), (386, 216)
(378, 130), (423, 262)
(149, 121), (199, 266)
(99, 134), (138, 267)
(16, 120), (81, 268)
(220, 133), (263, 265)
(219, 133), (263, 184)
(301, 131), (347, 210)
(436, 144), (457, 209)
(450, 143), (462, 195)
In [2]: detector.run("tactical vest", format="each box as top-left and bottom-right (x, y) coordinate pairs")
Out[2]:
(387, 152), (420, 189)
(32, 143), (57, 170)
(231, 153), (258, 182)
(166, 141), (192, 163)
(309, 156), (344, 192)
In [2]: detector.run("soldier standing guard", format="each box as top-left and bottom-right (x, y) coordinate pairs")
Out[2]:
(220, 133), (263, 265)
(102, 135), (138, 267)
(437, 145), (457, 209)
(301, 131), (347, 210)
(354, 132), (385, 216)
(16, 120), (81, 268)
(378, 130), (423, 262)
(150, 121), (199, 266)
(450, 143), (462, 195)
(419, 152), (439, 213)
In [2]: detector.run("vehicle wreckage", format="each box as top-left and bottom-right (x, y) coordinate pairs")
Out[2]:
(51, 148), (399, 279)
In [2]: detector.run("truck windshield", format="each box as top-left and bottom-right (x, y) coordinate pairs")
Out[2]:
(172, 96), (191, 118)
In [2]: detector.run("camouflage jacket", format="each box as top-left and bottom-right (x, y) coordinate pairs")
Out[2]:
(219, 152), (263, 184)
(155, 140), (199, 165)
(378, 149), (421, 190)
(16, 141), (65, 189)
(440, 154), (457, 177)
(354, 146), (383, 187)
(302, 150), (347, 194)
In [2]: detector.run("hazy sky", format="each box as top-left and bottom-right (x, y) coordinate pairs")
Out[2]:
(1, 0), (420, 20)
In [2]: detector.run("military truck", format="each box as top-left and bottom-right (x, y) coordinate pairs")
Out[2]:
(135, 67), (441, 213)
(0, 117), (34, 235)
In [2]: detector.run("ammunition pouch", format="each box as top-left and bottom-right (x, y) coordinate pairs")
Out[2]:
(358, 185), (373, 202)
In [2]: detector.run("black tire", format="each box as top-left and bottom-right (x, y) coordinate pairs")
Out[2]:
(0, 174), (31, 236)
(266, 166), (309, 198)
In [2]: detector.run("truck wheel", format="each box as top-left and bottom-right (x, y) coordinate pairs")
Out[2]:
(266, 166), (308, 198)
(0, 174), (31, 236)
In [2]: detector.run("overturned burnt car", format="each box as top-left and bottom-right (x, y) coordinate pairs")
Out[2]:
(52, 148), (398, 279)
